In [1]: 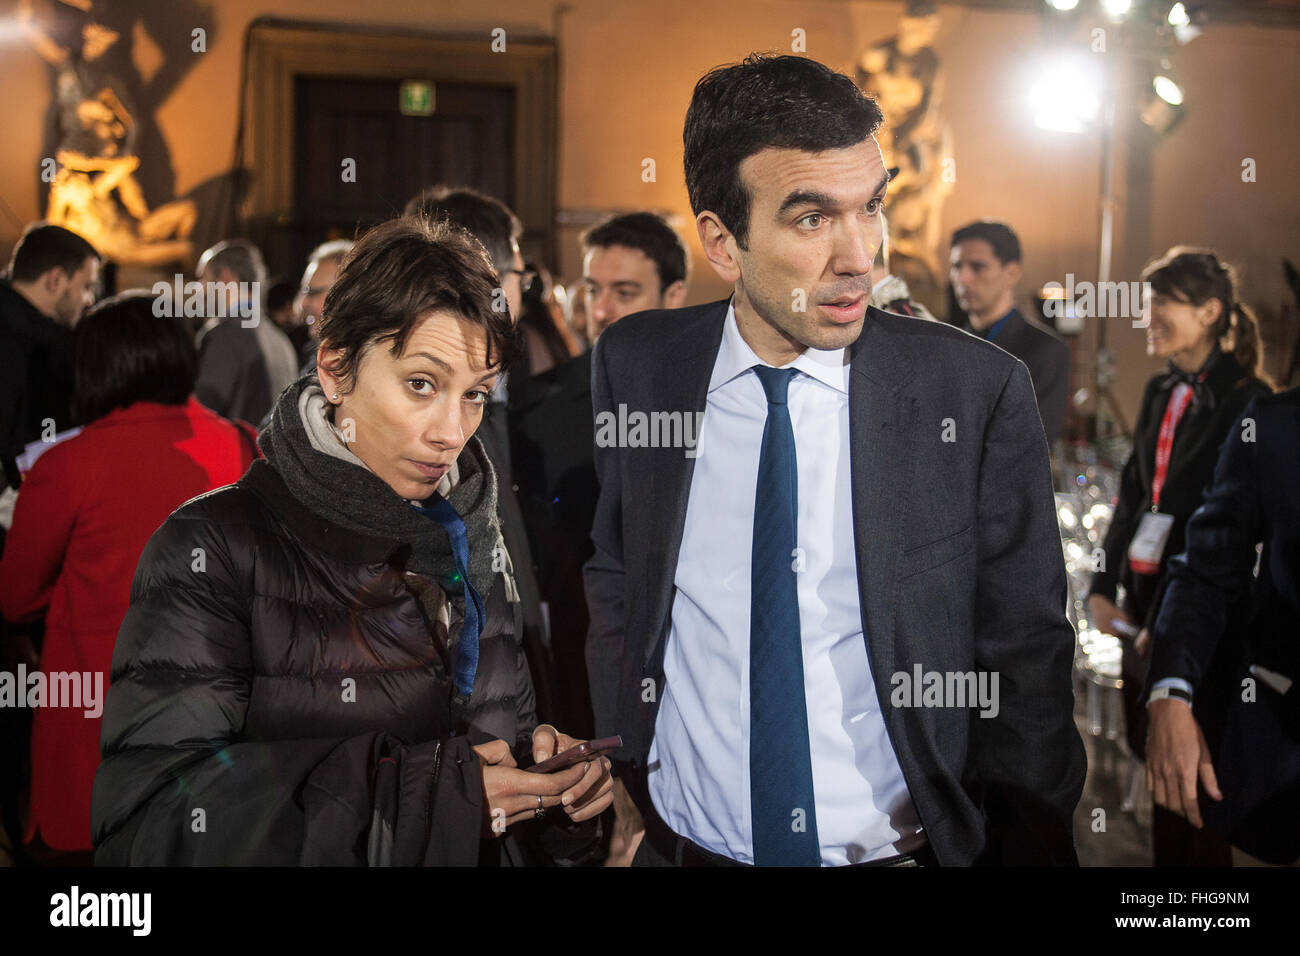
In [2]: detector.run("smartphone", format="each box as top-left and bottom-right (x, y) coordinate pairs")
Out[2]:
(1112, 619), (1140, 639)
(526, 735), (623, 774)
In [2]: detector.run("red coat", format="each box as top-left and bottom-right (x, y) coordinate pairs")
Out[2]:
(0, 397), (258, 852)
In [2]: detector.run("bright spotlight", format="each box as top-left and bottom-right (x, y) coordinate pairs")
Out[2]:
(1046, 0), (1080, 11)
(1103, 0), (1132, 16)
(1170, 2), (1203, 44)
(1030, 58), (1102, 133)
(1141, 72), (1186, 134)
(1153, 75), (1184, 105)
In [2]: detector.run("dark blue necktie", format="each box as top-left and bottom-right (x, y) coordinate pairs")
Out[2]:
(410, 496), (484, 702)
(749, 365), (820, 866)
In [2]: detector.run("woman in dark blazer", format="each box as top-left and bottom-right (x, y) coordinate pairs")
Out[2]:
(1088, 247), (1272, 865)
(92, 217), (612, 865)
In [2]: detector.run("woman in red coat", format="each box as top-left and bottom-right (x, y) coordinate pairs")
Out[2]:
(0, 290), (258, 860)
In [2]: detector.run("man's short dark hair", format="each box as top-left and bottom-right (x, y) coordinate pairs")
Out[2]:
(683, 53), (885, 249)
(581, 212), (688, 292)
(197, 238), (267, 285)
(73, 290), (196, 424)
(403, 185), (522, 275)
(317, 216), (518, 393)
(8, 222), (98, 283)
(950, 221), (1022, 265)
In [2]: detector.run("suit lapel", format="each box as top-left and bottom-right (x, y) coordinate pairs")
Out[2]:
(998, 308), (1027, 348)
(642, 300), (728, 666)
(848, 309), (919, 687)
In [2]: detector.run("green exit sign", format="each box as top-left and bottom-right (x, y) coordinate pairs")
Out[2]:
(399, 80), (435, 116)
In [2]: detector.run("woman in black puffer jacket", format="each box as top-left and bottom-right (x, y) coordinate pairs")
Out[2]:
(92, 216), (612, 865)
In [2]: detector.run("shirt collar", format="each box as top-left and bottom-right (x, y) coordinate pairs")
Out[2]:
(982, 307), (1017, 341)
(708, 299), (850, 395)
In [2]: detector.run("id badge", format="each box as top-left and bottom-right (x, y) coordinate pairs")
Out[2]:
(1128, 512), (1174, 575)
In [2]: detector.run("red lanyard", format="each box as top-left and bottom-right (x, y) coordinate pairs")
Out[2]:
(1151, 382), (1194, 511)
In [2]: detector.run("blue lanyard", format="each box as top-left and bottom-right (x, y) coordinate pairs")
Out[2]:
(984, 309), (1015, 343)
(410, 496), (484, 701)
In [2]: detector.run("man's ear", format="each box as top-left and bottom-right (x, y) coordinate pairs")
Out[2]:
(43, 268), (68, 297)
(696, 212), (741, 285)
(1006, 261), (1023, 287)
(662, 279), (688, 310)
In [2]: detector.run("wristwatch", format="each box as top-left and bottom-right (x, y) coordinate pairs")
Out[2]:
(1148, 685), (1193, 705)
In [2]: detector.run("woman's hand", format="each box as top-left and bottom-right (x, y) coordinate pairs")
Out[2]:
(473, 738), (589, 838)
(1087, 594), (1137, 639)
(530, 724), (615, 823)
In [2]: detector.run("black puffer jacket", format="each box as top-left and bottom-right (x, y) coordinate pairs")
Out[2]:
(92, 455), (536, 865)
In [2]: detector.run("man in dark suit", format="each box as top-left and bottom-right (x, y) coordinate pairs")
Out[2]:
(510, 213), (689, 746)
(1145, 387), (1300, 865)
(949, 221), (1072, 444)
(194, 239), (299, 428)
(0, 223), (99, 491)
(584, 53), (1085, 867)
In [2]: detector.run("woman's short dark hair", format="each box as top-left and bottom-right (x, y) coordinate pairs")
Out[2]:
(73, 290), (197, 424)
(683, 53), (884, 249)
(317, 216), (518, 393)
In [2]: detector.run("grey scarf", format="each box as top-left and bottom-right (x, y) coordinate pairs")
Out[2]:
(258, 373), (502, 602)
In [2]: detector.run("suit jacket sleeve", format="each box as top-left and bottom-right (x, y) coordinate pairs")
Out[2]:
(1148, 401), (1262, 691)
(92, 511), (484, 866)
(971, 361), (1085, 864)
(582, 336), (626, 746)
(1035, 339), (1070, 446)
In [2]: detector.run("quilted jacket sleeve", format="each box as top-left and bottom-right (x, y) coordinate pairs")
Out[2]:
(91, 492), (485, 866)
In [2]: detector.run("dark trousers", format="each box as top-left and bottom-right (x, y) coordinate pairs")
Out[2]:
(1153, 804), (1233, 867)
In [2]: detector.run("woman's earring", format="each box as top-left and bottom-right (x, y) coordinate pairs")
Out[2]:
(331, 393), (339, 402)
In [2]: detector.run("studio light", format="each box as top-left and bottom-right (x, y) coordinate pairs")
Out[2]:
(1168, 2), (1204, 43)
(1030, 56), (1102, 133)
(1045, 0), (1080, 12)
(1153, 74), (1184, 105)
(1141, 71), (1186, 134)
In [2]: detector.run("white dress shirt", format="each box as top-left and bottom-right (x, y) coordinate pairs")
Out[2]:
(647, 302), (925, 865)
